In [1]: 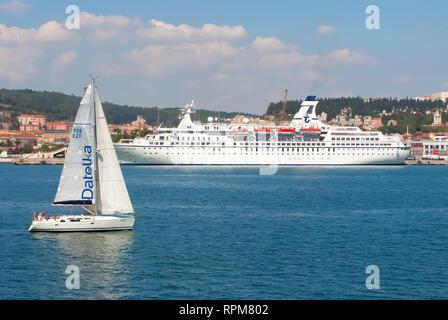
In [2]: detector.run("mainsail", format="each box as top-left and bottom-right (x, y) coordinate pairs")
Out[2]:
(53, 80), (134, 215)
(53, 84), (96, 206)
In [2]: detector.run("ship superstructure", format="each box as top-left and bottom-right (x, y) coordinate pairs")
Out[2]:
(115, 97), (409, 165)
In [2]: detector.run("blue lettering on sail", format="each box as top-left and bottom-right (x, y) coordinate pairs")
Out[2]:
(72, 128), (82, 139)
(81, 145), (94, 200)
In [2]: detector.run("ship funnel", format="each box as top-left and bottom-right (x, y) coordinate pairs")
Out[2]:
(290, 96), (320, 128)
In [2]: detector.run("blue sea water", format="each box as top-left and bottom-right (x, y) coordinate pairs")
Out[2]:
(0, 163), (447, 299)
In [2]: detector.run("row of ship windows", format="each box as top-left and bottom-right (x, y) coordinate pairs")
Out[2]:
(155, 135), (381, 142)
(158, 136), (220, 141)
(145, 151), (395, 157)
(333, 143), (392, 146)
(141, 147), (398, 152)
(146, 141), (394, 147)
(332, 137), (379, 141)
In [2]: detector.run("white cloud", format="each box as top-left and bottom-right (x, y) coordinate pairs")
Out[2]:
(252, 37), (286, 51)
(322, 49), (375, 66)
(136, 19), (247, 42)
(86, 29), (131, 44)
(79, 12), (142, 44)
(0, 46), (41, 81)
(78, 14), (246, 44)
(316, 25), (336, 35)
(80, 12), (134, 29)
(0, 0), (30, 13)
(0, 20), (74, 81)
(127, 41), (240, 75)
(0, 21), (73, 45)
(117, 38), (374, 79)
(88, 29), (119, 41)
(35, 21), (74, 42)
(52, 51), (77, 72)
(0, 14), (378, 113)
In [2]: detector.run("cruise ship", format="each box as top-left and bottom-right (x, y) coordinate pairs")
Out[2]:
(115, 96), (409, 165)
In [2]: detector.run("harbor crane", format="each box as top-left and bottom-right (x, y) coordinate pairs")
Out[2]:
(280, 89), (288, 121)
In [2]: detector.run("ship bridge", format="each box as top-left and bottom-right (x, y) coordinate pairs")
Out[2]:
(177, 100), (197, 129)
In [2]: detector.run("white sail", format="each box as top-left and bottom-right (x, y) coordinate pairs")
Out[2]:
(54, 84), (96, 206)
(94, 88), (134, 214)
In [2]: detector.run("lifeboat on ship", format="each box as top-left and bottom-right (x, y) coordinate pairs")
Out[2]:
(299, 127), (321, 135)
(277, 128), (296, 133)
(254, 128), (272, 132)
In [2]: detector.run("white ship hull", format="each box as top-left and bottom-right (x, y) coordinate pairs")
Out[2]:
(28, 215), (135, 232)
(116, 145), (408, 165)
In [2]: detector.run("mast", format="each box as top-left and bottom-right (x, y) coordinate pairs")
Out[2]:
(91, 83), (134, 215)
(92, 78), (101, 215)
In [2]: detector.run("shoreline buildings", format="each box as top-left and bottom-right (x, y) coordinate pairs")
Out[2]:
(0, 114), (71, 148)
(0, 113), (151, 152)
(108, 115), (154, 134)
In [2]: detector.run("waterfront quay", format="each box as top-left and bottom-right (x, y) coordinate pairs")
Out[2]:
(404, 139), (448, 163)
(405, 159), (448, 165)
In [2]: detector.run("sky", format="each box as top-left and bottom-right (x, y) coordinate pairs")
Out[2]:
(0, 0), (447, 115)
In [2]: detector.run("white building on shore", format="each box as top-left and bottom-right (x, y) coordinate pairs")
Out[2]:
(413, 91), (448, 102)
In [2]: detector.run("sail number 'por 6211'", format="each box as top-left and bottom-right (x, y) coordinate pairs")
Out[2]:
(72, 128), (82, 139)
(223, 304), (269, 315)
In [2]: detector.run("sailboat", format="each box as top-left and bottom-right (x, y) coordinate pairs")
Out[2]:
(29, 79), (135, 232)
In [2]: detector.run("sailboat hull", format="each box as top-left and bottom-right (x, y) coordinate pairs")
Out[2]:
(28, 215), (135, 232)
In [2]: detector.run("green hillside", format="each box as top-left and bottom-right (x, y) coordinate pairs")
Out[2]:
(265, 97), (448, 134)
(0, 88), (256, 128)
(2, 88), (447, 135)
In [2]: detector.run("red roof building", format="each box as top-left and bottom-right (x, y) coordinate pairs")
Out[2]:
(46, 121), (68, 131)
(20, 124), (41, 132)
(370, 117), (383, 130)
(17, 114), (46, 128)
